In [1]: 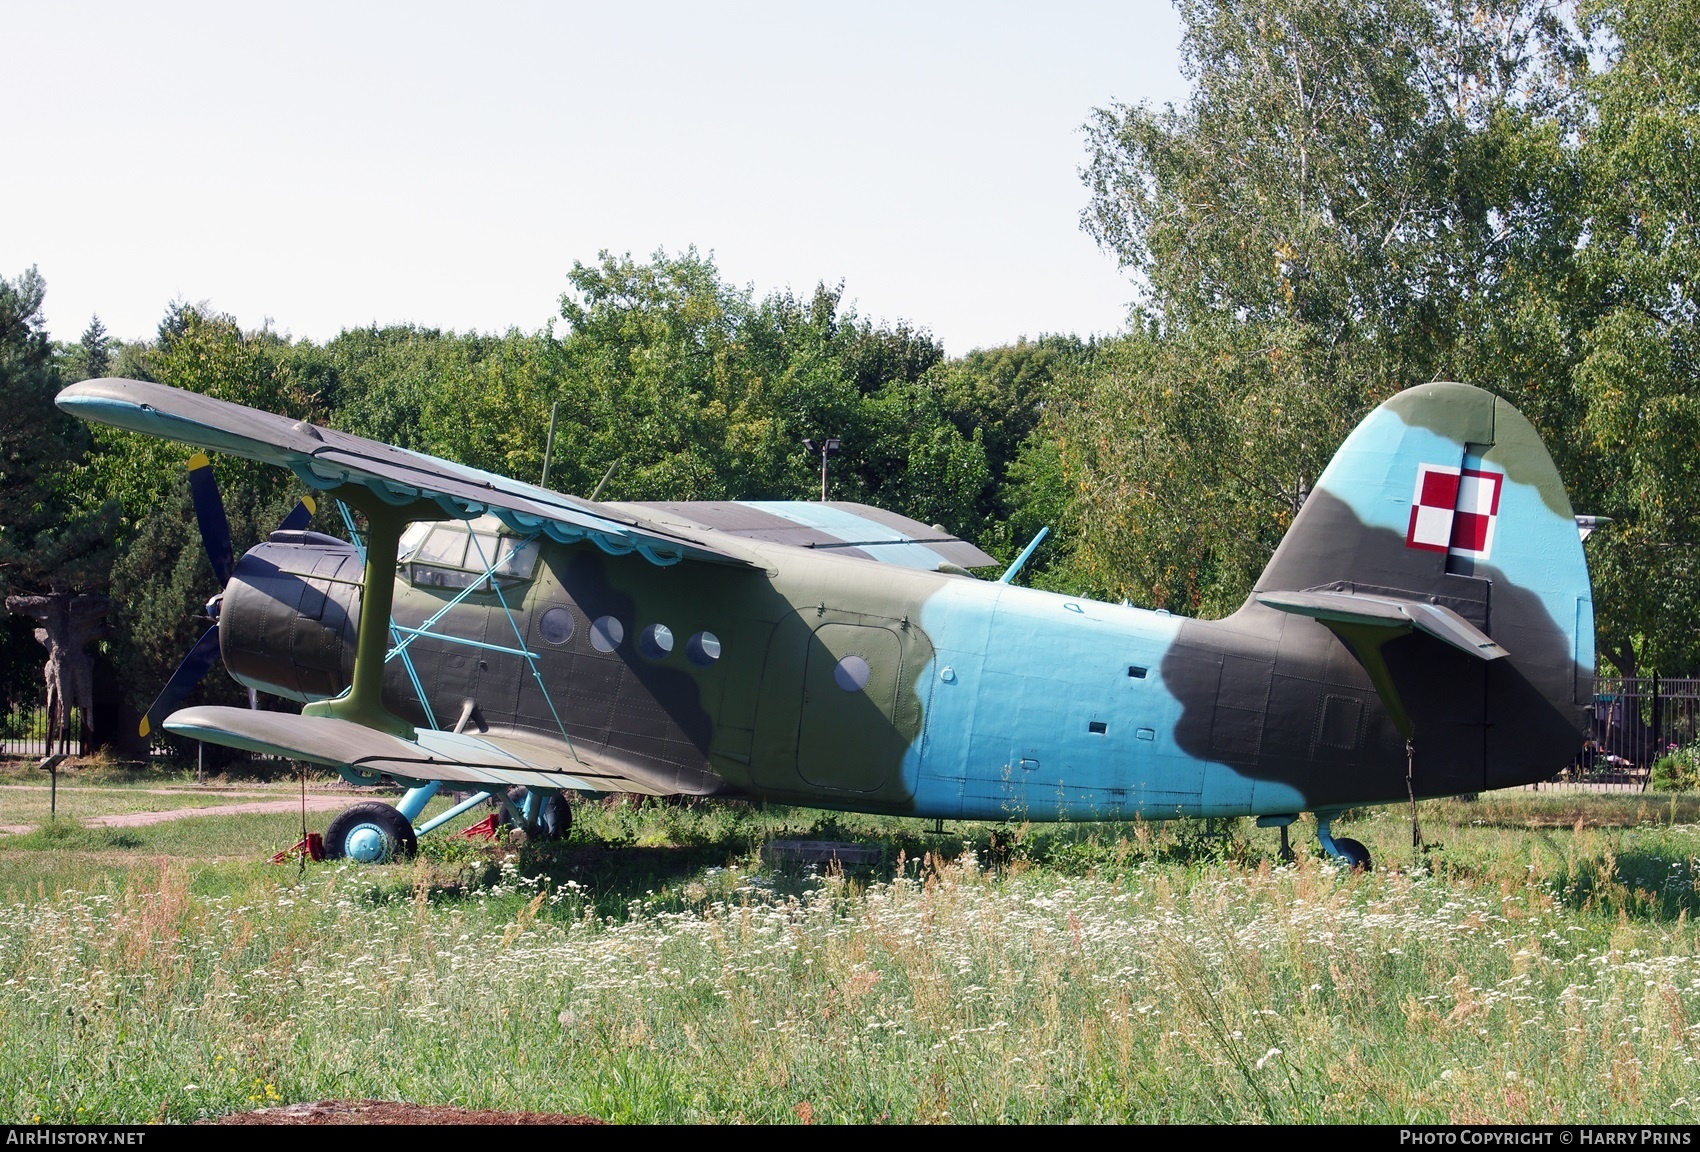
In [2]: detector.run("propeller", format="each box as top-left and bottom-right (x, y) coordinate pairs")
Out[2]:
(138, 454), (316, 738)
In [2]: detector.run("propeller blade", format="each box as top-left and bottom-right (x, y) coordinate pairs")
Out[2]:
(276, 493), (317, 534)
(187, 452), (236, 587)
(138, 625), (222, 738)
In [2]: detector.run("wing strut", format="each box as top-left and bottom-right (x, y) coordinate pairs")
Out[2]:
(301, 488), (446, 738)
(336, 498), (442, 732)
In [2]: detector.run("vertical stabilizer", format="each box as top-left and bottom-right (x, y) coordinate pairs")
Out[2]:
(1254, 382), (1593, 789)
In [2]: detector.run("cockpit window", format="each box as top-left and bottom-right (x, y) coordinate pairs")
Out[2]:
(400, 515), (541, 592)
(415, 527), (470, 568)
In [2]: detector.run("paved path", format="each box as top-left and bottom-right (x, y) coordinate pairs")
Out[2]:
(0, 784), (307, 799)
(0, 795), (370, 836)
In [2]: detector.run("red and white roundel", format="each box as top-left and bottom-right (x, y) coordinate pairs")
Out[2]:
(1407, 464), (1503, 560)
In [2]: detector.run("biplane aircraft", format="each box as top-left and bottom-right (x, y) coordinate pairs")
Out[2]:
(56, 377), (1594, 870)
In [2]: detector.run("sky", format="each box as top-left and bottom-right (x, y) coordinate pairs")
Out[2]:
(5, 1), (1188, 357)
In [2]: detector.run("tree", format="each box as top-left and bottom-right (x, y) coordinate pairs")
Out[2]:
(59, 314), (112, 383)
(550, 248), (990, 528)
(0, 269), (119, 738)
(0, 269), (118, 600)
(927, 336), (1093, 566)
(1067, 0), (1584, 614)
(1562, 0), (1700, 676)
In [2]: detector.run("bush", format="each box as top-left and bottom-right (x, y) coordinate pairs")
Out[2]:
(1649, 754), (1695, 793)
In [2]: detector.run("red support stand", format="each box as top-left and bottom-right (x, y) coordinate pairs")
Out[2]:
(269, 832), (325, 864)
(457, 813), (500, 841)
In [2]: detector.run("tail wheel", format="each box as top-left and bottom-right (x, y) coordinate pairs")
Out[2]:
(323, 801), (418, 862)
(1333, 837), (1372, 872)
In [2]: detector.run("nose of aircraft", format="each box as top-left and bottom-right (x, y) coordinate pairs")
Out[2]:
(220, 533), (362, 703)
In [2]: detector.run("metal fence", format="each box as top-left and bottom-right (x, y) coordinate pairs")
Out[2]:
(1540, 676), (1700, 794)
(0, 701), (86, 760)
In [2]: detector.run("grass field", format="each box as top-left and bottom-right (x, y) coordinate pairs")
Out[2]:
(3, 758), (1700, 1124)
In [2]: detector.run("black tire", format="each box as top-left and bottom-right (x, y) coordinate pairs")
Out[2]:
(502, 787), (572, 840)
(323, 801), (418, 862)
(537, 791), (572, 840)
(1333, 836), (1372, 872)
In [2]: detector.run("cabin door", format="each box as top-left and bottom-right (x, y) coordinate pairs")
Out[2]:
(796, 623), (905, 793)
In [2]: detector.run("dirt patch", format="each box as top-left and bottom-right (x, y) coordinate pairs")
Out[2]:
(207, 1099), (604, 1125)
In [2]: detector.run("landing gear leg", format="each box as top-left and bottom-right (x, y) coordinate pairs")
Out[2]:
(1314, 811), (1371, 871)
(1256, 814), (1297, 863)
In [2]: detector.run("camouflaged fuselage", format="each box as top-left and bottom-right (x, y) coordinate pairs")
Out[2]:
(219, 383), (1593, 821)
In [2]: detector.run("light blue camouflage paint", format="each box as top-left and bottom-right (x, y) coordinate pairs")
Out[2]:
(905, 577), (1306, 822)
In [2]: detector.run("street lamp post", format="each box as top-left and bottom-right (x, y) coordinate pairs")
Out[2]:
(802, 437), (842, 501)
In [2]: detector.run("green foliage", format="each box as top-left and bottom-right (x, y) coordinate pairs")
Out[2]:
(56, 315), (111, 384)
(1650, 752), (1698, 793)
(0, 268), (120, 601)
(0, 270), (120, 705)
(1064, 0), (1585, 613)
(549, 249), (964, 511)
(1560, 0), (1700, 675)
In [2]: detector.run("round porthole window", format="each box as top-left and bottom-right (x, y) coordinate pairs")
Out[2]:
(639, 623), (675, 659)
(686, 631), (722, 666)
(589, 616), (624, 653)
(833, 654), (871, 692)
(539, 607), (575, 645)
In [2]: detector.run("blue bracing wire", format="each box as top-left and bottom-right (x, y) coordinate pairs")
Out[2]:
(385, 576), (499, 661)
(463, 530), (582, 764)
(336, 499), (440, 732)
(337, 500), (580, 765)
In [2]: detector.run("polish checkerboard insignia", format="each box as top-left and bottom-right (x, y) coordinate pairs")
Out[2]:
(1407, 463), (1503, 560)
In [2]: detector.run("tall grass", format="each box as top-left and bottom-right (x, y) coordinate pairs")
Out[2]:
(2, 797), (1699, 1122)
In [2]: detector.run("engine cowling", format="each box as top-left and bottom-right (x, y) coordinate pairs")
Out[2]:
(220, 531), (361, 703)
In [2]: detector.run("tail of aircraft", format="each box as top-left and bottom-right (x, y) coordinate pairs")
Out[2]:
(1252, 381), (1593, 792)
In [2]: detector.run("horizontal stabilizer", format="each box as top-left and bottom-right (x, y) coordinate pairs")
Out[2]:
(163, 706), (676, 794)
(1255, 589), (1509, 661)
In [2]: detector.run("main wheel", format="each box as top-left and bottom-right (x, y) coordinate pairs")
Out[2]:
(323, 801), (418, 862)
(537, 791), (572, 840)
(502, 787), (573, 840)
(1332, 836), (1372, 872)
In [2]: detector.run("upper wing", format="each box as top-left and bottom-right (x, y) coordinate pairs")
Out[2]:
(56, 378), (751, 568)
(607, 500), (999, 570)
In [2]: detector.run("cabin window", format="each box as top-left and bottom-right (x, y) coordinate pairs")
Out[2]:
(639, 623), (675, 660)
(415, 527), (469, 568)
(590, 616), (624, 653)
(1128, 665), (1147, 679)
(1089, 720), (1108, 734)
(489, 536), (540, 578)
(833, 655), (871, 692)
(686, 631), (722, 666)
(539, 607), (575, 645)
(400, 515), (541, 592)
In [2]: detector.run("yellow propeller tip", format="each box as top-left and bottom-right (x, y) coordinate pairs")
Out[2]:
(138, 718), (151, 738)
(187, 452), (210, 470)
(302, 495), (317, 515)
